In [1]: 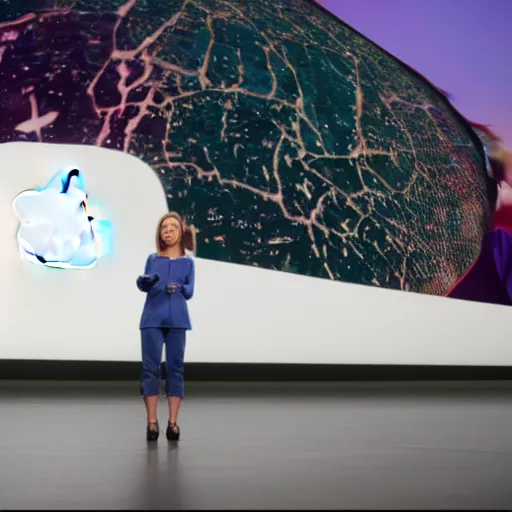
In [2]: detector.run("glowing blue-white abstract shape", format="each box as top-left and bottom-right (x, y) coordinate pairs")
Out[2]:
(12, 169), (113, 269)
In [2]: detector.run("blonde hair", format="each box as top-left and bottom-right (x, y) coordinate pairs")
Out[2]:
(155, 211), (196, 256)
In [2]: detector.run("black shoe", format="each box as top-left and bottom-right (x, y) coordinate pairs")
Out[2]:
(166, 422), (180, 441)
(146, 422), (159, 442)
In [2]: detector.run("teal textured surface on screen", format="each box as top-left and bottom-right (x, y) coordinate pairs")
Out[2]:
(0, 0), (493, 295)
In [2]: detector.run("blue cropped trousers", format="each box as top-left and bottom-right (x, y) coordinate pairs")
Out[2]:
(140, 328), (186, 399)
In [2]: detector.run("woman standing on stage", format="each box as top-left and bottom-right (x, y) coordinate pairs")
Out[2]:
(136, 212), (196, 442)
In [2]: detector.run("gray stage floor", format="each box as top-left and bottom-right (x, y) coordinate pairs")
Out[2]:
(0, 380), (511, 510)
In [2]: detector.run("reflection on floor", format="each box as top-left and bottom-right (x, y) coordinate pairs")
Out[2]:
(0, 380), (511, 510)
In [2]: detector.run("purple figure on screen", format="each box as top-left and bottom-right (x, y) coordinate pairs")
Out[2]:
(449, 228), (512, 305)
(449, 129), (512, 305)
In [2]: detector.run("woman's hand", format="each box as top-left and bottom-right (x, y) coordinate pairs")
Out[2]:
(137, 274), (160, 292)
(165, 282), (181, 294)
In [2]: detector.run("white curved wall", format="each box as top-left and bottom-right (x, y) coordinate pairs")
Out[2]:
(1, 142), (511, 366)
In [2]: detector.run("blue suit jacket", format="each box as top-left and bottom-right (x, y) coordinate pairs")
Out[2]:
(137, 253), (195, 330)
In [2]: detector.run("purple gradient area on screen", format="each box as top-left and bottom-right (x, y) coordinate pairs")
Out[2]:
(320, 0), (512, 148)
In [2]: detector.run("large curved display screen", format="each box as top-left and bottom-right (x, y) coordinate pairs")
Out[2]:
(0, 0), (511, 366)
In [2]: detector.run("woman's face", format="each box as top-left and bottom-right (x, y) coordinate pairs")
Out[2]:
(160, 217), (182, 248)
